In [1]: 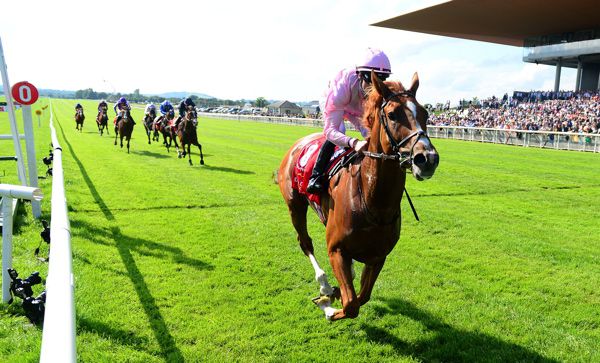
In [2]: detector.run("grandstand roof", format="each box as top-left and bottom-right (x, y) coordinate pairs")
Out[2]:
(373, 0), (600, 47)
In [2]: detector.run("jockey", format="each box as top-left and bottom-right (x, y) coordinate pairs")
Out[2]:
(97, 100), (108, 115)
(178, 97), (196, 117)
(176, 97), (196, 128)
(158, 100), (175, 124)
(113, 97), (134, 125)
(75, 103), (84, 116)
(145, 102), (157, 118)
(306, 47), (392, 194)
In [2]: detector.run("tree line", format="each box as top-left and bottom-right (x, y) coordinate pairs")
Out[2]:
(73, 88), (269, 108)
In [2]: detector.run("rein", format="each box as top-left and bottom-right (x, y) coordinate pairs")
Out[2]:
(360, 90), (425, 221)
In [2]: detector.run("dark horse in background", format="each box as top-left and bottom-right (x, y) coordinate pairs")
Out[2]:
(154, 111), (174, 152)
(75, 109), (84, 132)
(176, 107), (204, 165)
(96, 106), (109, 136)
(278, 71), (439, 321)
(114, 109), (135, 153)
(143, 110), (157, 144)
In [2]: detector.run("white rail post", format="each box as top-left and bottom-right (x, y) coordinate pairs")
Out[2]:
(22, 105), (41, 218)
(1, 196), (13, 303)
(0, 184), (43, 303)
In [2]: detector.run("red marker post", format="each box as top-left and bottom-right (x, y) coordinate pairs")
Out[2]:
(11, 81), (41, 217)
(11, 81), (39, 105)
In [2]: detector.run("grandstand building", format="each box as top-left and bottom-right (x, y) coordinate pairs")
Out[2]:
(373, 0), (600, 92)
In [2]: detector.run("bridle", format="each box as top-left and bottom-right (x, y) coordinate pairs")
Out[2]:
(363, 90), (432, 168)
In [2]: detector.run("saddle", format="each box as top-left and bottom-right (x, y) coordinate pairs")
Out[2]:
(292, 136), (357, 222)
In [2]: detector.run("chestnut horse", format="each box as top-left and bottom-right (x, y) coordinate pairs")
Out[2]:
(114, 109), (135, 153)
(75, 109), (84, 132)
(96, 106), (109, 136)
(278, 72), (439, 321)
(143, 111), (157, 144)
(176, 108), (204, 165)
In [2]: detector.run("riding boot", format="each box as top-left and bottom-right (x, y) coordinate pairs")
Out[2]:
(306, 140), (335, 194)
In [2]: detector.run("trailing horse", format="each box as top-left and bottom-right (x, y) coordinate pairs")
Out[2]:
(143, 111), (157, 144)
(75, 109), (84, 132)
(278, 72), (439, 321)
(176, 108), (204, 165)
(96, 106), (109, 136)
(114, 109), (135, 153)
(154, 112), (174, 152)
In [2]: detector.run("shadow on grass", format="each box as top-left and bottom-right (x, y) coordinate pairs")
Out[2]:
(361, 297), (558, 362)
(202, 164), (255, 175)
(70, 218), (214, 272)
(77, 316), (150, 351)
(131, 150), (172, 159)
(57, 118), (187, 361)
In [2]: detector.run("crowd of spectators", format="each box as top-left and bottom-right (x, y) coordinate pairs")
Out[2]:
(429, 90), (600, 134)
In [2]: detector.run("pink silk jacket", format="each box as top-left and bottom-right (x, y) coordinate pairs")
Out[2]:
(320, 68), (370, 147)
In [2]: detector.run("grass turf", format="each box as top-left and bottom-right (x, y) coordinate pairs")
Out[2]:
(0, 98), (598, 362)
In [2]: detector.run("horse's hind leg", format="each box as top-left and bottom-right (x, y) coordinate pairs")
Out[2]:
(287, 195), (334, 298)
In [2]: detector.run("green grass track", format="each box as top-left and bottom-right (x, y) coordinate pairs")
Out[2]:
(0, 98), (598, 362)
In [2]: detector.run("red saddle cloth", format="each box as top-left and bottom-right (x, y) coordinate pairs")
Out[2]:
(292, 136), (354, 223)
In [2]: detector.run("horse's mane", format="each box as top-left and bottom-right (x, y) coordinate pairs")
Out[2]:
(362, 81), (405, 130)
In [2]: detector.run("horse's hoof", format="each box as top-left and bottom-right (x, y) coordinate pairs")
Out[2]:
(200, 160), (204, 165)
(189, 160), (192, 166)
(311, 295), (331, 306)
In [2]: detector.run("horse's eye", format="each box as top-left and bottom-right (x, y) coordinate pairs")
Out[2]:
(387, 112), (396, 121)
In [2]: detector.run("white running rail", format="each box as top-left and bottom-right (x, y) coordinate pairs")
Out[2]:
(40, 101), (76, 362)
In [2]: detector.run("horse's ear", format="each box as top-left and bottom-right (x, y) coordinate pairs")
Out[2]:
(371, 70), (392, 100)
(408, 72), (419, 96)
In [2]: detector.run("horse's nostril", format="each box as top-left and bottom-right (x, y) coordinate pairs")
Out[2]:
(413, 153), (427, 167)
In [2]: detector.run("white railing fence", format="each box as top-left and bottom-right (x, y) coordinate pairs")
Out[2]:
(40, 101), (76, 362)
(199, 112), (599, 153)
(427, 126), (600, 153)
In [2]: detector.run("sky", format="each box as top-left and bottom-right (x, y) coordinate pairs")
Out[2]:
(0, 0), (576, 106)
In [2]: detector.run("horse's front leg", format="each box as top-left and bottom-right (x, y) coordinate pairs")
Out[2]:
(187, 144), (192, 165)
(328, 249), (359, 321)
(357, 259), (385, 306)
(114, 129), (118, 145)
(198, 143), (204, 165)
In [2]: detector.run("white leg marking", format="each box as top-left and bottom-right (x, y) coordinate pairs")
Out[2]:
(315, 298), (337, 320)
(309, 253), (334, 296)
